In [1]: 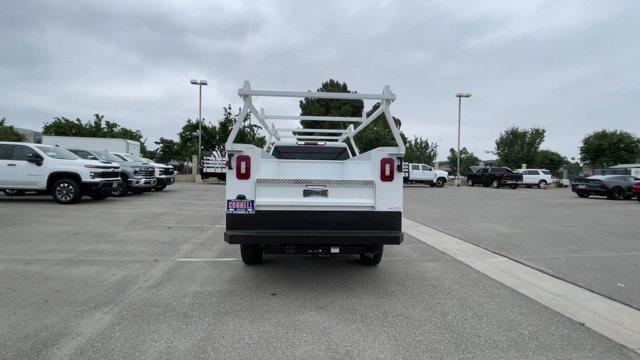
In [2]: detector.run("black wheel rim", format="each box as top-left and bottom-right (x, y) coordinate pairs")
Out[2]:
(55, 183), (75, 201)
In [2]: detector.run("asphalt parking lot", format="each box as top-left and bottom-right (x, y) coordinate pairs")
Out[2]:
(404, 185), (640, 309)
(1, 183), (639, 359)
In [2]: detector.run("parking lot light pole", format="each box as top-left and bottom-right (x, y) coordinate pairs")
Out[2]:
(455, 92), (472, 187)
(190, 79), (208, 181)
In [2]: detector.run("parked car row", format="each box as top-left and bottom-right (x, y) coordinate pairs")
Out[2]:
(570, 175), (640, 201)
(0, 141), (175, 204)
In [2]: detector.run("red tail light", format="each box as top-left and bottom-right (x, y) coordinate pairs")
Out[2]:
(380, 158), (395, 182)
(236, 155), (251, 180)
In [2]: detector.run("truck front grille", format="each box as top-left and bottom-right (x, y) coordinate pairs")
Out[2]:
(95, 171), (120, 179)
(160, 168), (174, 176)
(140, 168), (155, 177)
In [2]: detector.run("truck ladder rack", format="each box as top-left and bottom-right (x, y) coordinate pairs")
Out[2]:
(226, 81), (405, 155)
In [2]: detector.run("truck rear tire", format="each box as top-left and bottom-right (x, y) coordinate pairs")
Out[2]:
(360, 245), (383, 266)
(51, 178), (82, 204)
(240, 244), (263, 264)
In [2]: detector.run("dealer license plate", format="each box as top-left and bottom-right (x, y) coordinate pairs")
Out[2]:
(227, 199), (255, 214)
(303, 188), (328, 197)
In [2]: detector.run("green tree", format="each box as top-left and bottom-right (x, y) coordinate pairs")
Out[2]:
(173, 118), (218, 157)
(534, 150), (567, 173)
(448, 147), (481, 176)
(42, 114), (148, 154)
(579, 129), (640, 168)
(0, 118), (24, 142)
(299, 79), (364, 130)
(404, 136), (438, 165)
(215, 105), (265, 153)
(494, 126), (546, 169)
(300, 80), (404, 153)
(154, 106), (265, 159)
(353, 102), (405, 153)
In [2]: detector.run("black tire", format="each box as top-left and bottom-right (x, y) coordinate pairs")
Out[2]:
(609, 187), (626, 200)
(51, 178), (82, 204)
(435, 178), (445, 188)
(129, 188), (146, 195)
(154, 184), (167, 191)
(429, 183), (435, 187)
(360, 244), (383, 266)
(537, 180), (547, 189)
(240, 244), (263, 265)
(89, 193), (109, 200)
(2, 189), (26, 196)
(111, 182), (128, 197)
(491, 179), (501, 189)
(577, 192), (590, 198)
(509, 184), (518, 189)
(466, 179), (474, 186)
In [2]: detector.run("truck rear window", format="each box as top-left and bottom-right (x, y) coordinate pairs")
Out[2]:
(271, 145), (350, 160)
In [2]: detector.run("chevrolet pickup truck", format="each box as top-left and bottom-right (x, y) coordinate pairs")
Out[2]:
(402, 163), (448, 187)
(466, 166), (523, 189)
(224, 82), (404, 266)
(68, 149), (156, 196)
(0, 142), (121, 203)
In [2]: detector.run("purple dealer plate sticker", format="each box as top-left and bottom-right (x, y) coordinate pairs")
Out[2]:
(227, 199), (255, 214)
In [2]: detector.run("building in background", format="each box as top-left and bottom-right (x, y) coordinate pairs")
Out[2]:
(14, 127), (43, 143)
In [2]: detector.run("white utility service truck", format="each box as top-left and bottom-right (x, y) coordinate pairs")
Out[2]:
(42, 136), (141, 157)
(224, 82), (405, 265)
(403, 163), (448, 187)
(201, 151), (227, 181)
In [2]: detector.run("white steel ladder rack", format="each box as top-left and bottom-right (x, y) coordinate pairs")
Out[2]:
(225, 81), (405, 156)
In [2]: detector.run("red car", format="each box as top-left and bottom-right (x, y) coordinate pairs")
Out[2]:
(633, 182), (640, 202)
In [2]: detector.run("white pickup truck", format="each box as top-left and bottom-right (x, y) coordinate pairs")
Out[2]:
(0, 141), (121, 203)
(224, 82), (405, 266)
(403, 163), (448, 187)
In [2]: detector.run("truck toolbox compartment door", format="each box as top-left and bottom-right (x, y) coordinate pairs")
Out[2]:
(255, 178), (375, 209)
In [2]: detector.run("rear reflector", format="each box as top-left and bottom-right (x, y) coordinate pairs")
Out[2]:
(236, 155), (251, 180)
(380, 158), (395, 182)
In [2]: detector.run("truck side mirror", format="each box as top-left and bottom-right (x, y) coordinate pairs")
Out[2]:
(27, 153), (43, 166)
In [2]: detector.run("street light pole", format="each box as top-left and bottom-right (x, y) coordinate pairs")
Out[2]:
(190, 79), (208, 181)
(455, 92), (472, 187)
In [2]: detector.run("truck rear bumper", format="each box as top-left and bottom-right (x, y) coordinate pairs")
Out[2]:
(225, 210), (403, 245)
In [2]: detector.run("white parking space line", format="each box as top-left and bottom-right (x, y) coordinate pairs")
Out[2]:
(403, 217), (640, 353)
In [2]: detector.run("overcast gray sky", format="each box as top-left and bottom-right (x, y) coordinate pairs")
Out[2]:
(2, 0), (639, 160)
